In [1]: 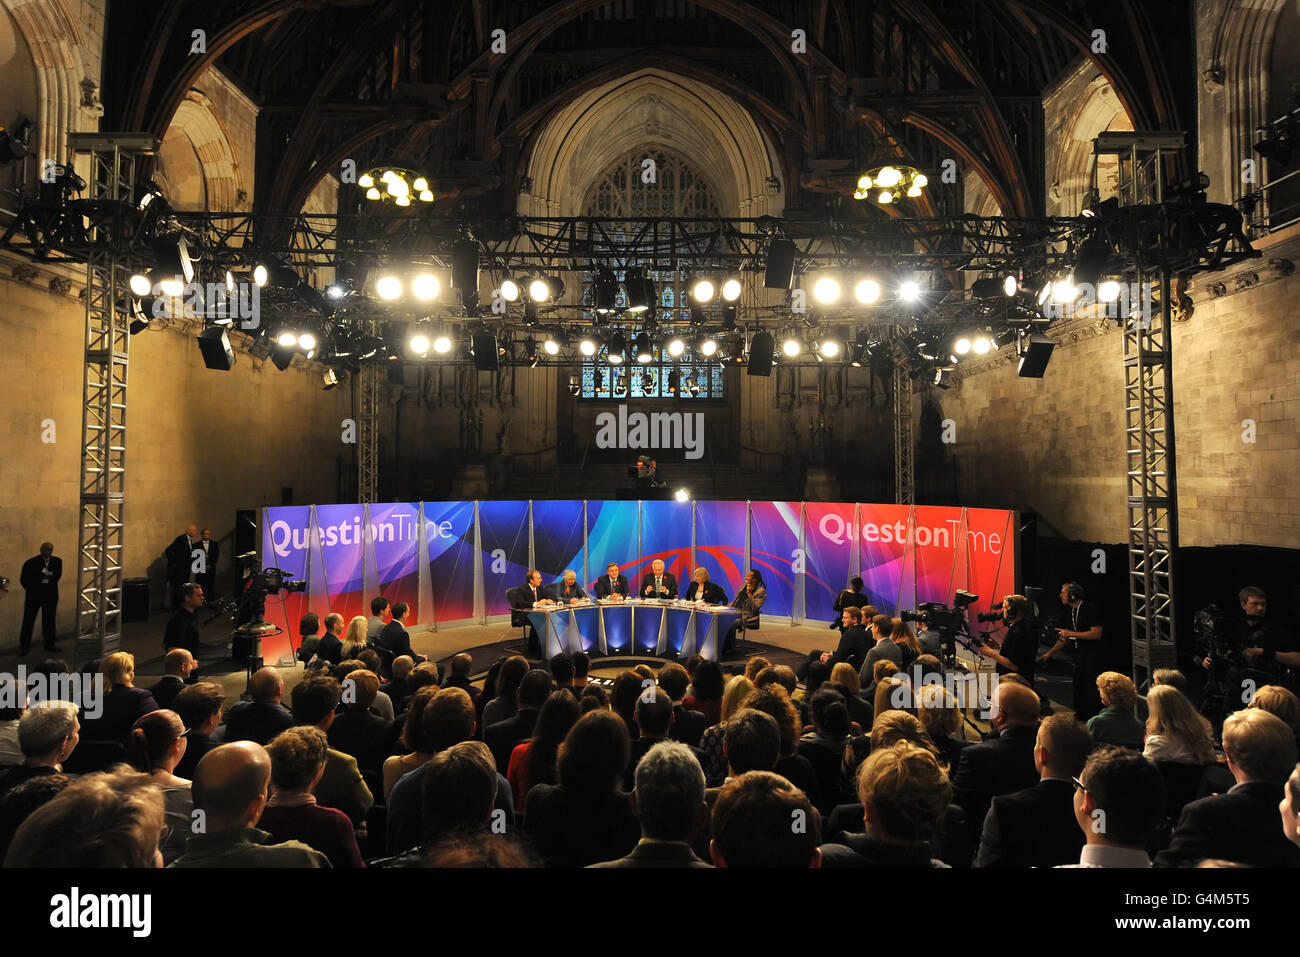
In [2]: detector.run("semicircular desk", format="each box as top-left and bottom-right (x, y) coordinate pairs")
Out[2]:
(526, 599), (742, 661)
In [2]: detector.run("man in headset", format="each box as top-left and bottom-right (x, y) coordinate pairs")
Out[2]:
(1040, 582), (1103, 720)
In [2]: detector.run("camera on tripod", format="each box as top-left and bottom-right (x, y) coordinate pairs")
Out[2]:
(976, 609), (1004, 624)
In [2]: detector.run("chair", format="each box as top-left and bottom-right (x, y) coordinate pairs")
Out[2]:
(371, 643), (395, 680)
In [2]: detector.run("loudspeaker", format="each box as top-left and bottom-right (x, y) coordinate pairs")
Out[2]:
(1017, 334), (1055, 378)
(234, 509), (258, 556)
(747, 331), (774, 376)
(471, 331), (499, 371)
(196, 327), (235, 370)
(763, 239), (796, 289)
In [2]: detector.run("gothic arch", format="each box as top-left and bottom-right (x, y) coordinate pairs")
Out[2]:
(160, 90), (247, 212)
(1045, 67), (1134, 218)
(0, 0), (86, 165)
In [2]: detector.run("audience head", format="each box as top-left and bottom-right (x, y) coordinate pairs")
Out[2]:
(1151, 668), (1188, 693)
(656, 663), (690, 701)
(531, 691), (582, 755)
(720, 675), (756, 722)
(710, 771), (821, 868)
(573, 652), (590, 682)
(1035, 714), (1094, 779)
(633, 741), (706, 843)
(392, 655), (416, 682)
(1248, 685), (1300, 735)
(691, 660), (725, 702)
(1145, 685), (1214, 749)
(370, 596), (390, 618)
(810, 688), (851, 739)
(683, 654), (702, 678)
(1096, 671), (1137, 712)
(724, 709), (780, 774)
(870, 711), (936, 755)
(299, 612), (320, 637)
(858, 741), (951, 846)
(557, 710), (630, 795)
(449, 652), (473, 679)
(744, 656), (772, 682)
(610, 671), (644, 733)
(356, 648), (383, 674)
(914, 655), (944, 683)
(633, 664), (655, 682)
(291, 676), (342, 728)
(518, 669), (553, 710)
(127, 709), (186, 774)
(549, 654), (574, 686)
(18, 701), (80, 766)
(422, 741), (498, 844)
(344, 616), (369, 650)
(755, 665), (797, 697)
(101, 651), (136, 688)
(992, 681), (1041, 730)
(391, 602), (409, 622)
(174, 682), (224, 735)
(1222, 708), (1297, 785)
(805, 660), (832, 697)
(265, 726), (328, 793)
(1073, 746), (1164, 848)
(191, 741), (273, 834)
(850, 576), (864, 592)
(249, 667), (284, 704)
(580, 685), (609, 713)
(872, 659), (900, 685)
(1284, 764), (1300, 849)
(830, 662), (860, 694)
(494, 656), (530, 713)
(0, 774), (70, 860)
(341, 669), (379, 711)
(873, 677), (907, 725)
(3, 770), (164, 868)
(163, 648), (196, 678)
(916, 684), (961, 744)
(424, 832), (534, 868)
(400, 687), (440, 753)
(323, 613), (344, 636)
(634, 687), (674, 738)
(424, 688), (477, 751)
(742, 686), (801, 757)
(1239, 585), (1267, 617)
(410, 662), (440, 691)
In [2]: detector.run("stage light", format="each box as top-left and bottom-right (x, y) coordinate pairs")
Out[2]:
(527, 277), (550, 302)
(812, 275), (841, 304)
(970, 278), (1006, 299)
(151, 233), (194, 294)
(579, 336), (598, 356)
(875, 166), (903, 188)
(322, 368), (341, 391)
(1052, 278), (1078, 302)
(721, 276), (743, 302)
(1098, 279), (1122, 302)
(325, 281), (348, 300)
(667, 336), (686, 357)
(365, 187), (381, 201)
(253, 264), (269, 288)
(376, 275), (402, 300)
(1003, 275), (1018, 297)
(387, 176), (409, 199)
(470, 331), (499, 371)
(972, 336), (992, 355)
(543, 336), (560, 355)
(674, 488), (690, 503)
(196, 326), (235, 371)
(358, 173), (374, 188)
(666, 370), (680, 395)
(129, 273), (152, 296)
(412, 177), (429, 192)
(593, 266), (619, 313)
(687, 377), (702, 397)
(905, 185), (922, 198)
(819, 339), (840, 359)
(298, 332), (317, 351)
(955, 338), (972, 354)
(722, 304), (738, 331)
(633, 332), (654, 364)
(270, 345), (294, 371)
(394, 195), (411, 207)
(568, 375), (581, 396)
(624, 267), (654, 312)
(277, 331), (297, 347)
(691, 278), (715, 303)
(849, 341), (866, 367)
(497, 277), (520, 303)
(899, 280), (921, 300)
(878, 190), (893, 204)
(225, 269), (236, 295)
(764, 239), (797, 290)
(432, 333), (452, 354)
(855, 279), (881, 304)
(1018, 332), (1055, 378)
(747, 331), (774, 375)
(782, 337), (802, 357)
(412, 273), (439, 301)
(698, 336), (718, 357)
(409, 332), (430, 354)
(523, 337), (539, 366)
(1073, 237), (1110, 288)
(1037, 280), (1052, 306)
(608, 332), (627, 364)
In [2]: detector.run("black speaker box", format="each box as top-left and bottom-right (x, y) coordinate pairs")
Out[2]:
(747, 331), (774, 376)
(1017, 334), (1055, 378)
(196, 327), (235, 370)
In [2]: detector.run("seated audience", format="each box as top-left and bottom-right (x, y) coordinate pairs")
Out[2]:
(550, 654), (577, 696)
(682, 660), (725, 727)
(798, 689), (854, 814)
(367, 596), (392, 642)
(1143, 684), (1217, 765)
(709, 771), (821, 867)
(1156, 709), (1300, 867)
(481, 656), (529, 728)
(1059, 746), (1164, 868)
(441, 653), (479, 705)
(976, 714), (1093, 868)
(830, 662), (873, 731)
(0, 702), (79, 799)
(916, 684), (971, 770)
(486, 669), (552, 773)
(148, 648), (196, 709)
(327, 670), (397, 783)
(1086, 672), (1145, 749)
(1284, 762), (1300, 849)
(172, 682), (224, 779)
(625, 688), (705, 793)
(170, 742), (329, 868)
(799, 607), (873, 681)
(382, 687), (438, 802)
(381, 655), (417, 714)
(859, 614), (903, 683)
(572, 652), (591, 692)
(80, 652), (158, 743)
(1248, 685), (1300, 751)
(580, 685), (610, 713)
(424, 831), (535, 868)
(296, 612), (322, 664)
(1151, 668), (1189, 694)
(224, 667), (294, 746)
(743, 656), (773, 682)
(524, 710), (640, 867)
(316, 613), (345, 667)
(356, 649), (396, 719)
(127, 709), (193, 864)
(290, 675), (373, 826)
(742, 685), (820, 803)
(377, 603), (426, 664)
(592, 741), (711, 868)
(609, 670), (644, 740)
(950, 681), (1041, 845)
(820, 742), (952, 868)
(0, 703), (21, 767)
(656, 663), (707, 748)
(507, 690), (582, 809)
(342, 615), (370, 660)
(421, 741), (500, 846)
(261, 726), (364, 868)
(0, 774), (70, 861)
(4, 769), (164, 867)
(697, 675), (755, 785)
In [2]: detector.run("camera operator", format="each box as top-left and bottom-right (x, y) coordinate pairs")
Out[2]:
(633, 456), (666, 490)
(1039, 582), (1104, 720)
(1198, 587), (1298, 695)
(977, 595), (1037, 682)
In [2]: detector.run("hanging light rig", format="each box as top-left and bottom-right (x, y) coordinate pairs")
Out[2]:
(854, 165), (928, 205)
(358, 168), (435, 206)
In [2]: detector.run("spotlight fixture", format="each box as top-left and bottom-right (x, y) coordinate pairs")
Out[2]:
(470, 330), (500, 371)
(451, 238), (480, 309)
(277, 331), (297, 348)
(1017, 332), (1056, 378)
(695, 334), (718, 358)
(720, 276), (743, 302)
(899, 280), (921, 301)
(253, 264), (269, 288)
(1072, 236), (1111, 288)
(1097, 279), (1122, 302)
(633, 332), (654, 364)
(593, 266), (619, 313)
(818, 339), (841, 359)
(666, 336), (686, 358)
(812, 274), (841, 304)
(1052, 278), (1079, 302)
(376, 275), (402, 300)
(954, 338), (972, 355)
(722, 304), (738, 331)
(409, 331), (431, 355)
(686, 377), (702, 397)
(298, 331), (317, 352)
(970, 277), (1007, 299)
(1003, 275), (1019, 297)
(608, 332), (627, 364)
(782, 337), (802, 357)
(690, 277), (716, 303)
(747, 331), (774, 376)
(543, 335), (560, 356)
(523, 337), (539, 367)
(196, 327), (235, 371)
(432, 332), (452, 354)
(674, 488), (690, 503)
(129, 273), (152, 297)
(579, 336), (598, 356)
(500, 277), (521, 302)
(848, 341), (867, 367)
(412, 273), (440, 301)
(666, 370), (680, 395)
(624, 267), (654, 312)
(854, 279), (881, 304)
(527, 276), (551, 303)
(972, 336), (992, 355)
(270, 344), (294, 371)
(322, 368), (341, 391)
(151, 233), (194, 296)
(325, 279), (355, 300)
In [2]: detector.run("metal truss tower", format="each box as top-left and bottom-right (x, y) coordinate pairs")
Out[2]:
(358, 360), (380, 503)
(893, 341), (915, 505)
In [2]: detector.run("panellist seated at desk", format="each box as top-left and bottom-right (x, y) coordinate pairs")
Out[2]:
(685, 568), (727, 605)
(639, 559), (678, 599)
(594, 563), (630, 600)
(546, 570), (587, 603)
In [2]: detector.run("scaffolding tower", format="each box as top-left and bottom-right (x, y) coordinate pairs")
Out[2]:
(893, 340), (915, 505)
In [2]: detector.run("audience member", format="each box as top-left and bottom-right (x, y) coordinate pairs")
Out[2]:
(656, 663), (707, 748)
(224, 668), (295, 746)
(580, 685), (610, 713)
(625, 688), (705, 792)
(382, 687), (438, 802)
(422, 741), (500, 845)
(261, 726), (364, 868)
(798, 688), (853, 814)
(858, 614), (903, 683)
(508, 690), (582, 809)
(950, 681), (1041, 845)
(1283, 763), (1300, 849)
(441, 653), (479, 706)
(481, 656), (529, 727)
(743, 656), (772, 683)
(172, 682), (224, 779)
(1058, 746), (1164, 868)
(342, 615), (370, 660)
(975, 714), (1093, 868)
(1151, 668), (1189, 694)
(290, 676), (373, 826)
(80, 652), (158, 743)
(609, 670), (644, 740)
(1143, 684), (1217, 764)
(367, 596), (392, 642)
(0, 774), (70, 861)
(591, 741), (711, 868)
(916, 684), (970, 770)
(381, 655), (417, 714)
(697, 675), (755, 784)
(0, 702), (79, 799)
(486, 669), (552, 772)
(378, 603), (425, 664)
(741, 686), (819, 802)
(830, 662), (873, 730)
(296, 612), (322, 664)
(0, 702), (21, 766)
(683, 660), (725, 727)
(713, 710), (780, 794)
(170, 742), (329, 867)
(127, 709), (193, 864)
(148, 648), (196, 708)
(1087, 672), (1145, 749)
(550, 654), (576, 695)
(327, 670), (397, 784)
(709, 771), (821, 868)
(424, 831), (535, 868)
(572, 652), (591, 692)
(356, 649), (396, 719)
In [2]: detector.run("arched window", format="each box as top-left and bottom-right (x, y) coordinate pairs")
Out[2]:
(578, 148), (725, 400)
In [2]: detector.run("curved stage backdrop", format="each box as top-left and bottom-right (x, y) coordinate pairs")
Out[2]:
(256, 501), (1018, 663)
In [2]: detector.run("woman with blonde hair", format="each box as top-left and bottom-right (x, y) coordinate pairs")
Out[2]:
(891, 618), (921, 668)
(342, 615), (370, 659)
(698, 675), (756, 783)
(1143, 685), (1216, 764)
(80, 651), (159, 743)
(1086, 672), (1145, 749)
(916, 684), (970, 769)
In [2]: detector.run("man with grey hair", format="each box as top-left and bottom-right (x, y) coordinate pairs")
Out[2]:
(590, 740), (711, 868)
(0, 701), (79, 799)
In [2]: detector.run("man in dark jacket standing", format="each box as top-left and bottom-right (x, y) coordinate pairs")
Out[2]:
(19, 542), (61, 654)
(165, 524), (199, 611)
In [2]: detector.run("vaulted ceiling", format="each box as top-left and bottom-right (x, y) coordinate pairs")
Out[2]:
(102, 0), (1194, 217)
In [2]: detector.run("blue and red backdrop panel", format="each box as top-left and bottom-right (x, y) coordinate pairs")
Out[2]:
(260, 501), (1018, 645)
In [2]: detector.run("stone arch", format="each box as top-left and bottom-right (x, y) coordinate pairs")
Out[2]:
(520, 68), (783, 219)
(0, 0), (86, 166)
(158, 90), (247, 212)
(1046, 69), (1134, 218)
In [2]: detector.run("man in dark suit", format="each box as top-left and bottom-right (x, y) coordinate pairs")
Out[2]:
(684, 567), (725, 604)
(592, 738), (712, 868)
(163, 583), (204, 655)
(951, 681), (1041, 847)
(509, 570), (554, 654)
(290, 676), (373, 826)
(639, 559), (678, 599)
(594, 562), (629, 599)
(442, 652), (481, 706)
(148, 648), (197, 709)
(327, 669), (397, 789)
(797, 606), (875, 681)
(656, 663), (708, 748)
(317, 612), (344, 665)
(19, 542), (61, 654)
(172, 681), (224, 779)
(196, 528), (219, 601)
(223, 667), (294, 746)
(165, 524), (199, 611)
(377, 602), (426, 663)
(484, 668), (551, 772)
(975, 713), (1093, 868)
(624, 688), (707, 791)
(1156, 709), (1300, 867)
(546, 569), (586, 603)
